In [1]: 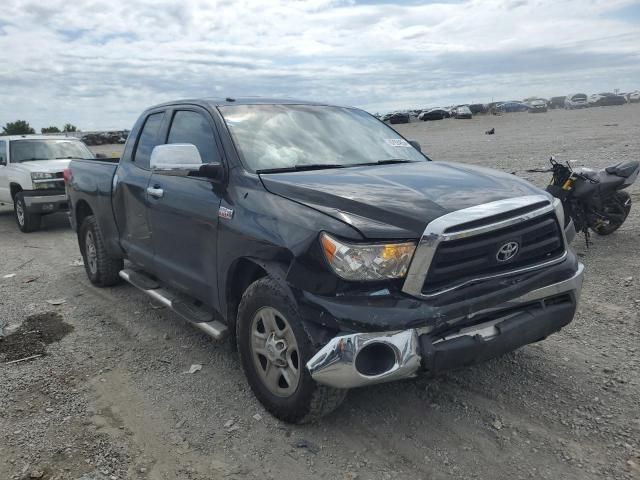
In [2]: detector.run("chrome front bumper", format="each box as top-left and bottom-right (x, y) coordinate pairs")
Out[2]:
(306, 263), (584, 389)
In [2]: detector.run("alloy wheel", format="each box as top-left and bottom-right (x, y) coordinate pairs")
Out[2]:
(16, 201), (25, 226)
(85, 230), (98, 275)
(250, 306), (301, 397)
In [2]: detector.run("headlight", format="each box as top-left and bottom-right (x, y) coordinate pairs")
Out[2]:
(320, 232), (416, 281)
(31, 172), (56, 180)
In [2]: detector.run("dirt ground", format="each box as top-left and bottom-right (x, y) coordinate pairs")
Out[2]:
(1, 104), (639, 480)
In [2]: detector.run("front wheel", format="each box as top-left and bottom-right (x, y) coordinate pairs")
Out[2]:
(236, 277), (346, 423)
(592, 191), (631, 235)
(14, 193), (41, 233)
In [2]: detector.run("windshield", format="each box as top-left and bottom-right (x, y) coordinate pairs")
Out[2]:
(219, 105), (426, 172)
(10, 139), (93, 163)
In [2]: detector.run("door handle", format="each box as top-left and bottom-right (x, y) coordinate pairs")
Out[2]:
(147, 186), (164, 198)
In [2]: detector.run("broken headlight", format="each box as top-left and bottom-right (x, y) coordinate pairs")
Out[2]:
(320, 232), (416, 281)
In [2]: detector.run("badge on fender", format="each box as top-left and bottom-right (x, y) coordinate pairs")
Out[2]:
(218, 206), (234, 220)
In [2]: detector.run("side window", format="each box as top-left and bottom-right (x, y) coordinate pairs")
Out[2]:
(0, 141), (6, 165)
(133, 112), (164, 169)
(167, 110), (221, 164)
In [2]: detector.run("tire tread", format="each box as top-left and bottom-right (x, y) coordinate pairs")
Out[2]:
(80, 215), (123, 287)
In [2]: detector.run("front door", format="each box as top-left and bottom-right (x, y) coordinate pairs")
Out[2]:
(147, 108), (224, 304)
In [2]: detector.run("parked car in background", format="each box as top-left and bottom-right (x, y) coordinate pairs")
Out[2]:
(67, 97), (584, 423)
(627, 91), (640, 103)
(495, 102), (529, 113)
(528, 99), (548, 113)
(592, 93), (627, 107)
(564, 93), (588, 109)
(549, 96), (566, 109)
(385, 112), (410, 124)
(588, 94), (603, 107)
(468, 103), (487, 114)
(0, 135), (94, 232)
(81, 131), (129, 146)
(418, 108), (449, 121)
(453, 105), (473, 119)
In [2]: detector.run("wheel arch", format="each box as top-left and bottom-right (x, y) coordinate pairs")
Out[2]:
(224, 257), (292, 340)
(75, 200), (94, 230)
(9, 182), (22, 201)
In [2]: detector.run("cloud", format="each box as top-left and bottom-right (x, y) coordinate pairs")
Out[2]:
(0, 0), (639, 129)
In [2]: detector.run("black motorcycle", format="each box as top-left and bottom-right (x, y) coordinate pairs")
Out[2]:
(526, 157), (639, 245)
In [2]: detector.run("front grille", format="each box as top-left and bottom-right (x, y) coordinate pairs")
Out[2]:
(422, 212), (564, 294)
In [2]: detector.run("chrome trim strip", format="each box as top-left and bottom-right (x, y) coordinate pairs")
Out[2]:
(402, 195), (565, 298)
(308, 262), (584, 389)
(32, 178), (64, 184)
(460, 262), (584, 321)
(23, 194), (67, 206)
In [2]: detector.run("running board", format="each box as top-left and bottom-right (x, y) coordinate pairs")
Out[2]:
(119, 269), (228, 340)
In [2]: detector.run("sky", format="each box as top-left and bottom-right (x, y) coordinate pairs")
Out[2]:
(0, 0), (639, 131)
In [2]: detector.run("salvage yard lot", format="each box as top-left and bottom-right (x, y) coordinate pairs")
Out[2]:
(1, 105), (639, 480)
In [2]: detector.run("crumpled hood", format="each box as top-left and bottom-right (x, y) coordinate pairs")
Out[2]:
(11, 159), (71, 173)
(260, 161), (547, 239)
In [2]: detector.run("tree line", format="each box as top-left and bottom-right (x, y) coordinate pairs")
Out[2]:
(1, 120), (79, 135)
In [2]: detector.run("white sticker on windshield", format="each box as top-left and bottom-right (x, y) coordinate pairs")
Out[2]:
(385, 138), (411, 147)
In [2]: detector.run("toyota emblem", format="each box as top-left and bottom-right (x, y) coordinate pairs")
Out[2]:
(496, 241), (519, 262)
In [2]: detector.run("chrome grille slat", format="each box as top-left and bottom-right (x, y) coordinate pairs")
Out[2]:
(423, 212), (564, 294)
(401, 195), (567, 299)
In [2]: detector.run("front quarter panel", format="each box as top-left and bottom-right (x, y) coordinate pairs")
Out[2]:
(216, 169), (361, 319)
(7, 165), (34, 191)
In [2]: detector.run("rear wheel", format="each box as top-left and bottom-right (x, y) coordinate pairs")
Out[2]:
(79, 215), (123, 286)
(237, 277), (346, 423)
(14, 193), (41, 233)
(592, 191), (631, 235)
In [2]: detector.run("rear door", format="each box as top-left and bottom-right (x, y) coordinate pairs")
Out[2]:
(147, 107), (224, 303)
(113, 110), (166, 272)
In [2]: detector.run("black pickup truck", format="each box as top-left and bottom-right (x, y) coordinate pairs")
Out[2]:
(67, 98), (584, 423)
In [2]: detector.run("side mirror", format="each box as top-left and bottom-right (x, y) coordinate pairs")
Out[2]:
(95, 153), (107, 159)
(150, 144), (203, 172)
(150, 144), (224, 181)
(408, 140), (422, 152)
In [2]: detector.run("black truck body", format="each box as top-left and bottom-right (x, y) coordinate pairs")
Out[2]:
(67, 98), (584, 423)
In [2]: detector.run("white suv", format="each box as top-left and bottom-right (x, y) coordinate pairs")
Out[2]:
(564, 93), (589, 109)
(0, 135), (94, 232)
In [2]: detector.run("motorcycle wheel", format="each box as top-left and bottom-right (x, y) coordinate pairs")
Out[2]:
(592, 191), (632, 236)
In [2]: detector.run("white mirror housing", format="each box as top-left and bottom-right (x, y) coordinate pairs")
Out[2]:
(150, 144), (202, 171)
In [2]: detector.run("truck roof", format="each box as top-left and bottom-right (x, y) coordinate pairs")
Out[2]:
(147, 97), (337, 110)
(1, 134), (82, 141)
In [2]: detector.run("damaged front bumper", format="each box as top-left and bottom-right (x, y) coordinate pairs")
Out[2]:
(306, 263), (584, 389)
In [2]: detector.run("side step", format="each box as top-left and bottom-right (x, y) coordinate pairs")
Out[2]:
(119, 269), (228, 340)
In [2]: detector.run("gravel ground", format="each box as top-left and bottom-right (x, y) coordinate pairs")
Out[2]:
(1, 104), (639, 480)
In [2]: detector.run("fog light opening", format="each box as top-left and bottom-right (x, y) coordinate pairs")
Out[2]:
(355, 342), (397, 377)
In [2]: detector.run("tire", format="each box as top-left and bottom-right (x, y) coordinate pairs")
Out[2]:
(79, 215), (123, 286)
(14, 192), (41, 233)
(236, 277), (346, 423)
(592, 191), (632, 236)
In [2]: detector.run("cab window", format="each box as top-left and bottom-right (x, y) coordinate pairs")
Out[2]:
(167, 110), (220, 164)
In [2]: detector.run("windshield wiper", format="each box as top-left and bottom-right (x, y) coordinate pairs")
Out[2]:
(354, 159), (417, 166)
(256, 163), (345, 174)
